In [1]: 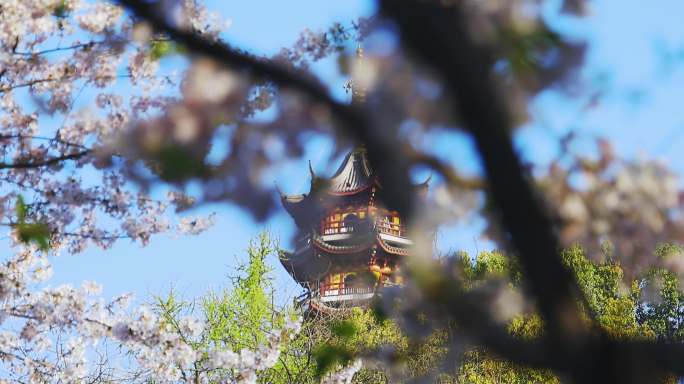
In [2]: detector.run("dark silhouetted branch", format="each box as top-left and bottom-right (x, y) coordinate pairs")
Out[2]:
(379, 0), (587, 342)
(0, 151), (89, 170)
(115, 0), (415, 215)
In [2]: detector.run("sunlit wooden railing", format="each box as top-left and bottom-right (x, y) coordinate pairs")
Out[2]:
(374, 219), (406, 237)
(314, 280), (403, 300)
(321, 223), (355, 235)
(317, 282), (374, 298)
(320, 218), (407, 237)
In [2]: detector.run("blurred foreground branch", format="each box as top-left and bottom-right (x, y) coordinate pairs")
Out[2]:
(116, 0), (415, 215)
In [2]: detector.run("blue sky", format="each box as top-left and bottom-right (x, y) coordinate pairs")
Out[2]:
(39, 0), (684, 307)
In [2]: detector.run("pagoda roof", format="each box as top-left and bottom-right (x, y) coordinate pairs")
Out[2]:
(279, 249), (330, 284)
(280, 193), (317, 228)
(327, 147), (374, 195)
(279, 147), (431, 226)
(311, 231), (376, 254)
(377, 234), (411, 256)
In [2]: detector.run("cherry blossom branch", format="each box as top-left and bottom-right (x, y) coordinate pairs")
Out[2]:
(0, 134), (90, 150)
(11, 41), (102, 56)
(0, 73), (177, 94)
(0, 150), (90, 169)
(0, 78), (67, 93)
(116, 0), (415, 214)
(11, 37), (172, 57)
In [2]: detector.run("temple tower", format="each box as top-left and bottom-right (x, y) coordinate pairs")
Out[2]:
(279, 47), (427, 312)
(279, 147), (428, 313)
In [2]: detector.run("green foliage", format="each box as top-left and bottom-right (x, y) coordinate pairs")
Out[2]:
(150, 40), (178, 60)
(153, 235), (684, 383)
(203, 232), (282, 351)
(314, 344), (354, 378)
(151, 232), (287, 382)
(14, 196), (50, 251)
(424, 246), (677, 383)
(636, 245), (684, 342)
(331, 320), (358, 338)
(458, 350), (559, 384)
(154, 145), (208, 182)
(460, 250), (522, 286)
(52, 0), (69, 18)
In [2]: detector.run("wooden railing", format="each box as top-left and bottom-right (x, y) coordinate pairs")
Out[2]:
(315, 281), (402, 300)
(320, 218), (407, 237)
(375, 219), (406, 237)
(317, 282), (374, 297)
(322, 224), (355, 235)
(322, 286), (374, 297)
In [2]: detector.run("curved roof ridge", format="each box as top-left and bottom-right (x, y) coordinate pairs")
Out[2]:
(311, 231), (375, 254)
(327, 147), (374, 194)
(376, 234), (411, 256)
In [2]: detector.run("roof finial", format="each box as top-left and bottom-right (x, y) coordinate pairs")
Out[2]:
(351, 44), (366, 106)
(308, 160), (316, 179)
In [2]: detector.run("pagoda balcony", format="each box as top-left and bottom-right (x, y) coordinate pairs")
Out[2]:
(320, 219), (410, 241)
(314, 282), (376, 303)
(375, 220), (407, 238)
(322, 224), (356, 235)
(313, 281), (402, 303)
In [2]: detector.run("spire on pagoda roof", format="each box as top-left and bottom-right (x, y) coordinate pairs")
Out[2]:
(351, 45), (366, 106)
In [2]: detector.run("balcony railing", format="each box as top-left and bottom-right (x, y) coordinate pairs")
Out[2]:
(313, 282), (375, 302)
(313, 281), (402, 303)
(322, 225), (355, 235)
(321, 285), (374, 297)
(320, 219), (407, 238)
(375, 220), (406, 237)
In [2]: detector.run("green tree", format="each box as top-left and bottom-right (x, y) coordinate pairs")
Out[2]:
(448, 246), (675, 383)
(154, 232), (290, 382)
(154, 236), (684, 383)
(202, 232), (283, 351)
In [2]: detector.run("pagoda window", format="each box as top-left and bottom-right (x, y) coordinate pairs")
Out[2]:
(329, 273), (343, 288)
(321, 273), (343, 296)
(376, 211), (404, 237)
(322, 207), (369, 235)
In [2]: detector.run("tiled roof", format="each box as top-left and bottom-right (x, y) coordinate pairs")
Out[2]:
(311, 232), (375, 254)
(279, 147), (431, 226)
(327, 147), (374, 195)
(376, 234), (411, 256)
(278, 249), (330, 284)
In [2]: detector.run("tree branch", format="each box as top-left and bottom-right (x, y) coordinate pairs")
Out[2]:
(380, 1), (684, 382)
(379, 0), (588, 343)
(0, 150), (89, 170)
(115, 0), (415, 214)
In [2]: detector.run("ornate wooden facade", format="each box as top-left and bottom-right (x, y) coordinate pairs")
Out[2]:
(279, 147), (427, 313)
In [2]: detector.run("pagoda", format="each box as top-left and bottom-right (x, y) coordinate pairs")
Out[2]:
(279, 47), (428, 312)
(279, 147), (428, 312)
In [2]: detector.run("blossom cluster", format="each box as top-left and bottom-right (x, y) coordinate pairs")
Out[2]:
(0, 245), (303, 383)
(0, 0), (230, 253)
(537, 139), (684, 275)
